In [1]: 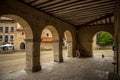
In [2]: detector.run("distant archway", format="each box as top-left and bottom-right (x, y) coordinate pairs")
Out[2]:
(63, 30), (73, 58)
(40, 25), (60, 65)
(0, 14), (33, 74)
(92, 31), (114, 58)
(20, 42), (25, 49)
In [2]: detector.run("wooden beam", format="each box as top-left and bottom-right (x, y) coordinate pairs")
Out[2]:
(34, 0), (55, 7)
(56, 8), (114, 19)
(48, 0), (112, 12)
(27, 0), (39, 4)
(36, 0), (64, 8)
(43, 0), (94, 11)
(62, 13), (110, 21)
(53, 5), (114, 16)
(31, 0), (49, 6)
(49, 1), (115, 13)
(77, 13), (114, 26)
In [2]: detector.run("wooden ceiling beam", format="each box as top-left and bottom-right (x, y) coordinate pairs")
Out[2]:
(36, 0), (64, 8)
(64, 14), (105, 22)
(49, 1), (114, 13)
(26, 0), (39, 4)
(48, 0), (112, 12)
(77, 13), (114, 27)
(53, 5), (114, 16)
(42, 0), (94, 11)
(33, 0), (55, 7)
(55, 8), (114, 19)
(31, 0), (49, 6)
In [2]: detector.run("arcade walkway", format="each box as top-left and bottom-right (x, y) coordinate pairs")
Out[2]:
(0, 50), (114, 80)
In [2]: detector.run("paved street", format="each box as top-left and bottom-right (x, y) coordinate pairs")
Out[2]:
(0, 50), (114, 80)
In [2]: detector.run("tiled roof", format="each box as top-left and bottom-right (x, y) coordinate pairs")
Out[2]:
(0, 17), (13, 20)
(17, 26), (23, 31)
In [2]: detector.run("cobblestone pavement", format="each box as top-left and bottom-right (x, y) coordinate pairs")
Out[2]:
(0, 50), (114, 80)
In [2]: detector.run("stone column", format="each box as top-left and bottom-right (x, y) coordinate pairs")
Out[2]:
(53, 39), (63, 62)
(25, 38), (41, 72)
(67, 41), (73, 57)
(114, 0), (120, 75)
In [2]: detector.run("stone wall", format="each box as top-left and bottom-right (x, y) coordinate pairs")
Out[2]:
(14, 30), (25, 51)
(40, 42), (53, 50)
(78, 24), (114, 57)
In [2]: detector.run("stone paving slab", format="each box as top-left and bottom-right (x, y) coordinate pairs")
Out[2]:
(0, 57), (114, 80)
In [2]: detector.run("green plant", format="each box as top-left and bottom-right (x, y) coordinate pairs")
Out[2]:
(97, 32), (113, 46)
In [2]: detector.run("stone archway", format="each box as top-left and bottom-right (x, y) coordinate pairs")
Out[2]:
(40, 25), (62, 64)
(92, 31), (114, 58)
(63, 30), (73, 57)
(1, 14), (33, 39)
(0, 14), (33, 72)
(40, 28), (53, 64)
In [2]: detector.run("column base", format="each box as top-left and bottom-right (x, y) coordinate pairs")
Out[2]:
(54, 58), (63, 62)
(25, 65), (41, 73)
(54, 56), (63, 62)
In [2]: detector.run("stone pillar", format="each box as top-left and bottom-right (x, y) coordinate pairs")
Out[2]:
(67, 41), (73, 57)
(114, 0), (120, 75)
(53, 39), (63, 62)
(25, 39), (41, 72)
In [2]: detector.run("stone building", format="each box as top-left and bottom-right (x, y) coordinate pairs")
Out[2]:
(14, 23), (25, 51)
(0, 17), (26, 51)
(0, 17), (16, 45)
(41, 28), (53, 50)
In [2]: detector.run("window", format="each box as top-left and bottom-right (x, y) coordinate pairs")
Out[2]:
(0, 35), (2, 40)
(10, 35), (14, 40)
(22, 32), (24, 35)
(5, 35), (8, 42)
(5, 27), (9, 33)
(46, 33), (49, 37)
(0, 27), (3, 32)
(11, 27), (14, 32)
(11, 43), (14, 45)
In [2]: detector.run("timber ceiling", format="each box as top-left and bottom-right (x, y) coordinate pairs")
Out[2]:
(20, 0), (115, 27)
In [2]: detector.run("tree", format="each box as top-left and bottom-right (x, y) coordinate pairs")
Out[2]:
(97, 32), (113, 46)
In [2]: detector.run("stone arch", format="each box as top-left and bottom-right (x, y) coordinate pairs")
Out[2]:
(0, 14), (34, 72)
(64, 30), (73, 57)
(44, 25), (59, 40)
(92, 31), (114, 39)
(40, 25), (62, 62)
(78, 25), (114, 57)
(1, 14), (33, 39)
(92, 31), (113, 57)
(20, 42), (25, 49)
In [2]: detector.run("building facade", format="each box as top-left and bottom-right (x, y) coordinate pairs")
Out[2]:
(0, 17), (25, 51)
(0, 17), (16, 45)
